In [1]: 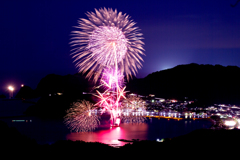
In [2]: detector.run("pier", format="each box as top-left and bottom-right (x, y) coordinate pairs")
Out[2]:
(146, 115), (210, 120)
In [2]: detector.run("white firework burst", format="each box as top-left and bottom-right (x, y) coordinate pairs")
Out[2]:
(64, 100), (100, 132)
(70, 8), (145, 82)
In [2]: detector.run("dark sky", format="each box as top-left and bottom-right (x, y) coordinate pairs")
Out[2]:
(1, 0), (240, 94)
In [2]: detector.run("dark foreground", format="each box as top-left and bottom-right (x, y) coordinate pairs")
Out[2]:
(0, 120), (238, 158)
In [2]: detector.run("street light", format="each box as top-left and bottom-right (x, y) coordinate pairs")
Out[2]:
(8, 86), (14, 99)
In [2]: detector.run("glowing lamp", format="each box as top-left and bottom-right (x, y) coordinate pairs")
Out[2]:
(8, 86), (14, 99)
(8, 86), (14, 91)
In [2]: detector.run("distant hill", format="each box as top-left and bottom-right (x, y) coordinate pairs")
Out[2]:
(35, 73), (93, 98)
(15, 85), (36, 99)
(24, 73), (95, 118)
(126, 63), (240, 105)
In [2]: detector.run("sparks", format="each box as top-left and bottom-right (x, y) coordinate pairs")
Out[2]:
(66, 8), (145, 131)
(120, 94), (147, 124)
(93, 69), (127, 126)
(70, 8), (145, 82)
(64, 100), (100, 132)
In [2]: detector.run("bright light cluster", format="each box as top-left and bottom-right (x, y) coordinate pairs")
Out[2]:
(120, 94), (147, 123)
(8, 86), (14, 91)
(224, 120), (237, 127)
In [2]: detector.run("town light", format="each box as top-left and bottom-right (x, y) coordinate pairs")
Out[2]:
(8, 86), (14, 91)
(224, 120), (236, 127)
(8, 86), (14, 99)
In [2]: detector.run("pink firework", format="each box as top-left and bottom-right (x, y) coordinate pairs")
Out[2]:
(67, 8), (145, 130)
(94, 68), (126, 126)
(100, 67), (125, 90)
(70, 8), (145, 82)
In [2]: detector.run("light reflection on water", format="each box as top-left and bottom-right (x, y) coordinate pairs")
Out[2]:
(66, 123), (149, 147)
(0, 100), (213, 146)
(0, 116), (212, 147)
(66, 118), (212, 147)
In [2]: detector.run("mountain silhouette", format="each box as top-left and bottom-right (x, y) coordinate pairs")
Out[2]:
(15, 85), (36, 99)
(126, 63), (240, 105)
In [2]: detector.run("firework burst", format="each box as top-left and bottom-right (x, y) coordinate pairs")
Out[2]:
(93, 68), (126, 125)
(70, 8), (145, 82)
(66, 8), (145, 130)
(64, 100), (100, 132)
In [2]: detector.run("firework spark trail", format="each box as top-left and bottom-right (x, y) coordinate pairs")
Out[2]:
(70, 8), (145, 82)
(93, 68), (126, 125)
(67, 8), (145, 130)
(64, 100), (100, 132)
(87, 26), (127, 66)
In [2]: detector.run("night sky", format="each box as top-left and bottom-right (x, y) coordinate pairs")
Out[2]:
(1, 0), (240, 94)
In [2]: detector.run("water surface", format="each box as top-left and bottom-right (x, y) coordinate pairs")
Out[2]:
(0, 99), (212, 146)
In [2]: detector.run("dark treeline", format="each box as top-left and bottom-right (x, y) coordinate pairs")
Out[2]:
(16, 73), (93, 99)
(16, 73), (95, 119)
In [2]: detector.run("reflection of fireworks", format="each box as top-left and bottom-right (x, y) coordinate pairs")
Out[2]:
(70, 8), (145, 82)
(64, 100), (100, 132)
